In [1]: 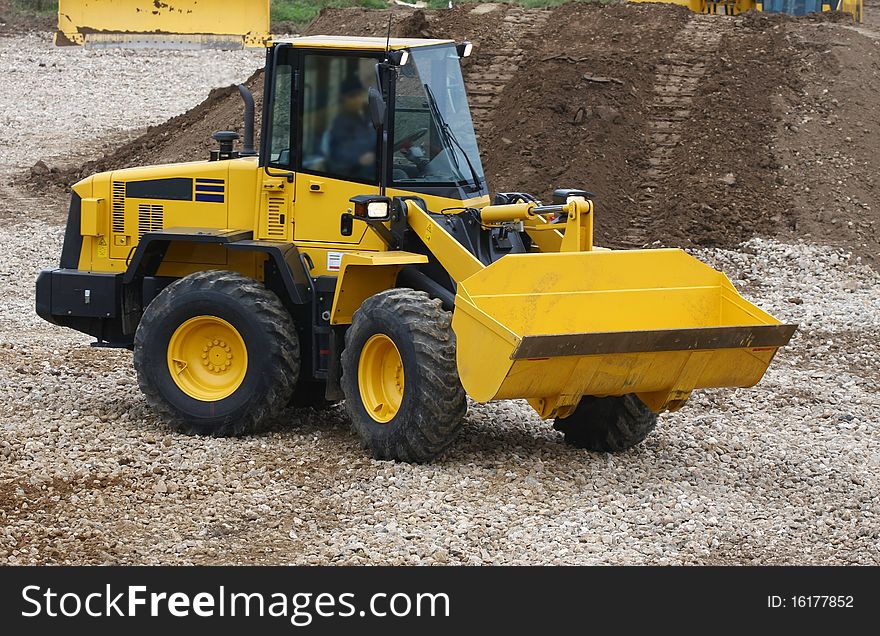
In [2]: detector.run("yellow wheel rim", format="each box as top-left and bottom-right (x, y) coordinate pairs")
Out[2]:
(167, 315), (248, 402)
(358, 334), (405, 423)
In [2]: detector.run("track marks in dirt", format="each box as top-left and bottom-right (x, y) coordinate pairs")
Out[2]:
(626, 14), (729, 247)
(464, 6), (551, 137)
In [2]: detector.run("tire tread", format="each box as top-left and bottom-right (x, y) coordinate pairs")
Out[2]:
(553, 394), (658, 452)
(133, 270), (299, 436)
(341, 288), (466, 462)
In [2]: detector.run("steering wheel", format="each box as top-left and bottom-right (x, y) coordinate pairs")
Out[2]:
(393, 127), (428, 152)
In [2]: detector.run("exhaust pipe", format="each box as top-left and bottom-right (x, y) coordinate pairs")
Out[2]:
(237, 84), (257, 157)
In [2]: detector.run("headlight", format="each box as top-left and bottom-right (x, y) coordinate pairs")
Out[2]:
(349, 195), (393, 221)
(367, 201), (390, 219)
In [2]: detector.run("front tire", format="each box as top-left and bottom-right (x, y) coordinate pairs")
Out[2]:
(341, 289), (466, 463)
(134, 270), (300, 436)
(553, 394), (658, 452)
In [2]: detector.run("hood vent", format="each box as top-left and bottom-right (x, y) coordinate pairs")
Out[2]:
(111, 181), (126, 234)
(138, 203), (164, 237)
(266, 197), (285, 238)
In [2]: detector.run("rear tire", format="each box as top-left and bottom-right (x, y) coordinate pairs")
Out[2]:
(134, 270), (299, 436)
(553, 394), (658, 452)
(341, 288), (466, 463)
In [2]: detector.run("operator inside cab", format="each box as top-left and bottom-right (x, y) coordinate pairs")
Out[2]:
(295, 54), (381, 183)
(328, 75), (377, 181)
(264, 40), (488, 201)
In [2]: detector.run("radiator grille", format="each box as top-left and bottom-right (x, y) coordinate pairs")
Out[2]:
(266, 197), (285, 238)
(111, 181), (126, 233)
(138, 203), (164, 238)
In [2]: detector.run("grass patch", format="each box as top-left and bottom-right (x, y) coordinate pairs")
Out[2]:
(10, 0), (58, 15)
(272, 0), (387, 29)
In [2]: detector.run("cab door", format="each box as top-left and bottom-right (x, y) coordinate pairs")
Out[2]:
(293, 51), (382, 245)
(261, 45), (296, 242)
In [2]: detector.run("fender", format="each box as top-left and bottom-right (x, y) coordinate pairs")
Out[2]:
(124, 227), (311, 306)
(36, 227), (313, 349)
(329, 251), (429, 325)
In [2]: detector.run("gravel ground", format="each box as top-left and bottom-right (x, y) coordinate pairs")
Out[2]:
(0, 32), (263, 171)
(0, 32), (878, 566)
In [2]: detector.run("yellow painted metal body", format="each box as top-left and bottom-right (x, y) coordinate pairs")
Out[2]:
(167, 315), (248, 401)
(358, 334), (405, 423)
(70, 153), (793, 418)
(280, 35), (454, 52)
(67, 155), (485, 285)
(452, 249), (791, 417)
(62, 34), (793, 423)
(330, 251), (428, 325)
(70, 158), (269, 280)
(401, 199), (793, 418)
(56, 0), (271, 48)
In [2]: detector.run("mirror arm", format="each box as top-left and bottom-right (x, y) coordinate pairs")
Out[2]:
(367, 219), (398, 249)
(339, 214), (398, 249)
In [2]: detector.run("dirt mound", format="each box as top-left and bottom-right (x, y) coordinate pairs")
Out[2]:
(50, 69), (265, 185)
(641, 11), (800, 249)
(771, 16), (880, 264)
(643, 10), (879, 262)
(29, 3), (880, 262)
(478, 2), (692, 247)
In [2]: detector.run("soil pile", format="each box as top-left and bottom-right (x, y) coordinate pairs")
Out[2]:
(30, 3), (880, 262)
(477, 2), (691, 247)
(53, 69), (266, 184)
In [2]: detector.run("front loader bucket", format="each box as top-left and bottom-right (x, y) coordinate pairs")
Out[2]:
(452, 249), (796, 416)
(56, 0), (270, 49)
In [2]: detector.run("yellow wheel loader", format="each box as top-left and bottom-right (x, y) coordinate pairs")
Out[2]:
(36, 35), (796, 462)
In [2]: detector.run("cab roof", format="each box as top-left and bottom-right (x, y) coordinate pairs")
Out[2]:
(275, 35), (454, 51)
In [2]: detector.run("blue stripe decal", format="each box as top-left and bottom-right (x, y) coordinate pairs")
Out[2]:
(195, 178), (225, 184)
(195, 194), (225, 203)
(195, 184), (225, 193)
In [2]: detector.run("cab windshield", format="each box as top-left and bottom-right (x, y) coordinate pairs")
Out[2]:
(392, 44), (485, 190)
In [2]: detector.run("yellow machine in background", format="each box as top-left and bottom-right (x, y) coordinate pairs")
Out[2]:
(55, 0), (271, 48)
(629, 0), (863, 21)
(40, 26), (796, 461)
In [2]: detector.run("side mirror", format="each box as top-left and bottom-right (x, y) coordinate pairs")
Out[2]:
(340, 213), (354, 237)
(368, 86), (386, 130)
(342, 195), (392, 237)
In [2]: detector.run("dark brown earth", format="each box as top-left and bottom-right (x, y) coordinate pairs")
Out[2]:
(26, 3), (880, 264)
(651, 9), (880, 262)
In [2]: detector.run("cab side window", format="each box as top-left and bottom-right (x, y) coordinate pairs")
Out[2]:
(301, 54), (379, 183)
(268, 62), (293, 167)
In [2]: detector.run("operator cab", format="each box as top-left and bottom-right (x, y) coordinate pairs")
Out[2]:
(260, 36), (487, 204)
